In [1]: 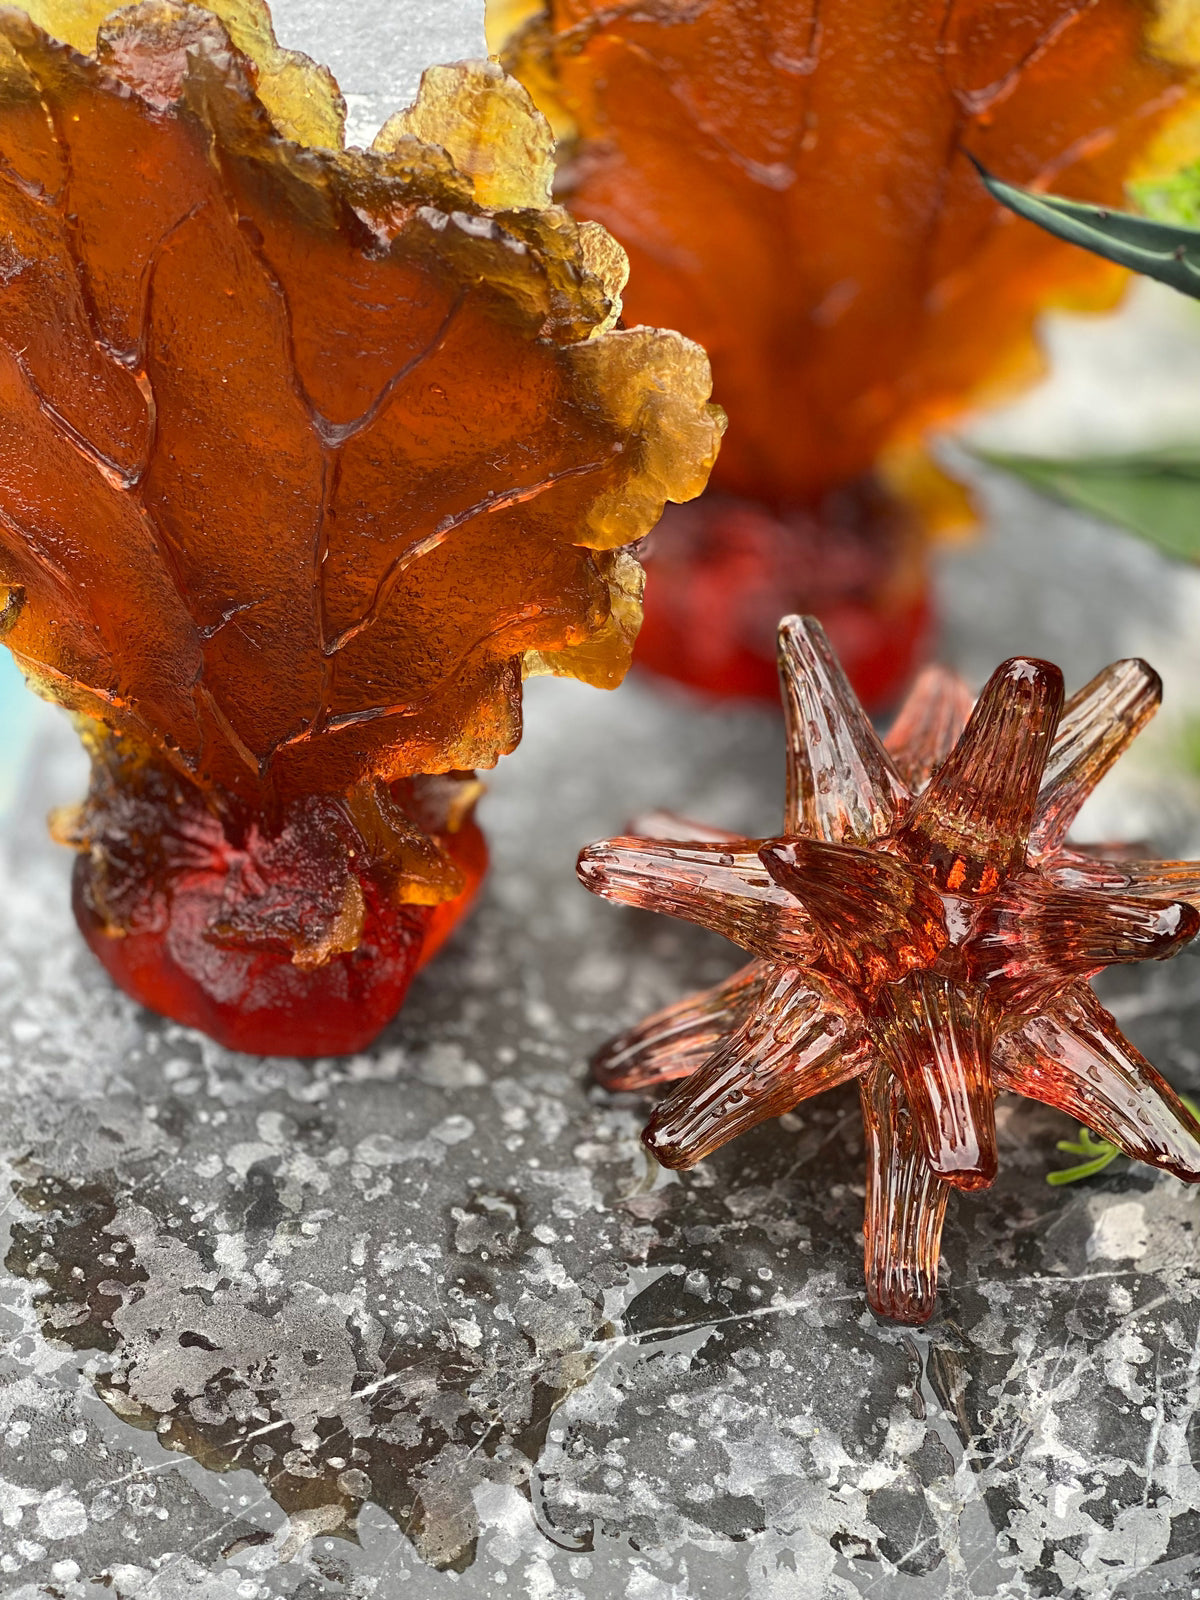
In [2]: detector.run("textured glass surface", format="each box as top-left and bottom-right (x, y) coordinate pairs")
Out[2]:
(497, 0), (1200, 706)
(0, 0), (720, 1052)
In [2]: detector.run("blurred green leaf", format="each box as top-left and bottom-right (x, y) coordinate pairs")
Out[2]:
(972, 157), (1200, 300)
(977, 445), (1200, 563)
(1133, 160), (1200, 228)
(1177, 713), (1200, 776)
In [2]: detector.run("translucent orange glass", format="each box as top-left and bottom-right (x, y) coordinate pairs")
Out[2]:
(579, 617), (1200, 1322)
(502, 0), (1200, 702)
(0, 0), (722, 1054)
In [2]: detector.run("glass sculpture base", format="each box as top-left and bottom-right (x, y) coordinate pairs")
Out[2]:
(74, 818), (487, 1058)
(635, 486), (931, 710)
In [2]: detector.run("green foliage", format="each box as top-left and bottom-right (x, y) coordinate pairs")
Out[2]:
(975, 162), (1200, 561)
(977, 445), (1200, 563)
(1046, 1126), (1122, 1184)
(1047, 1096), (1200, 1184)
(1133, 161), (1200, 228)
(1177, 713), (1200, 776)
(973, 157), (1200, 299)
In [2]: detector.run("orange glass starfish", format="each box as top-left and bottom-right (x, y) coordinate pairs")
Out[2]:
(577, 617), (1200, 1322)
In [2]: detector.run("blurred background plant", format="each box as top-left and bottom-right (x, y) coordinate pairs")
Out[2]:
(973, 157), (1200, 582)
(1135, 153), (1200, 223)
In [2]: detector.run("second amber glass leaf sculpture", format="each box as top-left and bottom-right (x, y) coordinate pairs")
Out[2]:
(578, 617), (1200, 1322)
(502, 0), (1200, 705)
(0, 0), (722, 1054)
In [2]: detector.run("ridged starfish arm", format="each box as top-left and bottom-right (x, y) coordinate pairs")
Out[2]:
(624, 810), (740, 844)
(592, 960), (766, 1091)
(861, 1064), (952, 1325)
(644, 967), (872, 1168)
(1041, 851), (1200, 907)
(575, 837), (818, 961)
(872, 974), (998, 1190)
(777, 616), (909, 843)
(993, 986), (1200, 1181)
(1031, 659), (1161, 857)
(897, 657), (1064, 892)
(883, 664), (975, 791)
(969, 878), (1200, 1013)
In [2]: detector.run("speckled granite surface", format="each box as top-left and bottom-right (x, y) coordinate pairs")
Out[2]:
(8, 456), (1200, 1598)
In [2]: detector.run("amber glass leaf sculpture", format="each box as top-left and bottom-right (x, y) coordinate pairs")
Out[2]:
(0, 0), (722, 1055)
(578, 618), (1200, 1322)
(500, 0), (1200, 705)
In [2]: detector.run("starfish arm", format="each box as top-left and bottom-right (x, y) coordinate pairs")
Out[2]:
(993, 984), (1200, 1181)
(592, 960), (767, 1091)
(1060, 839), (1153, 862)
(895, 657), (1064, 893)
(860, 1064), (952, 1324)
(576, 837), (817, 961)
(760, 836), (947, 989)
(1031, 659), (1161, 857)
(968, 877), (1199, 1013)
(1042, 849), (1200, 908)
(873, 976), (997, 1190)
(643, 966), (871, 1168)
(777, 614), (909, 844)
(625, 810), (740, 844)
(884, 664), (975, 791)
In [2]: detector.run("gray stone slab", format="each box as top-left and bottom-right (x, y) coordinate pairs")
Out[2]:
(7, 471), (1200, 1598)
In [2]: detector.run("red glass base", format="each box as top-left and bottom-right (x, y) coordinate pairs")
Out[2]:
(635, 490), (932, 711)
(75, 820), (488, 1058)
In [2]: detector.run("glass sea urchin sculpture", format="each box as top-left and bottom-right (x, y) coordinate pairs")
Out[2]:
(577, 617), (1200, 1322)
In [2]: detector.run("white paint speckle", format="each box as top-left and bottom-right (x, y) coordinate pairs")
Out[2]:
(431, 1114), (475, 1145)
(1088, 1200), (1148, 1261)
(36, 1489), (88, 1540)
